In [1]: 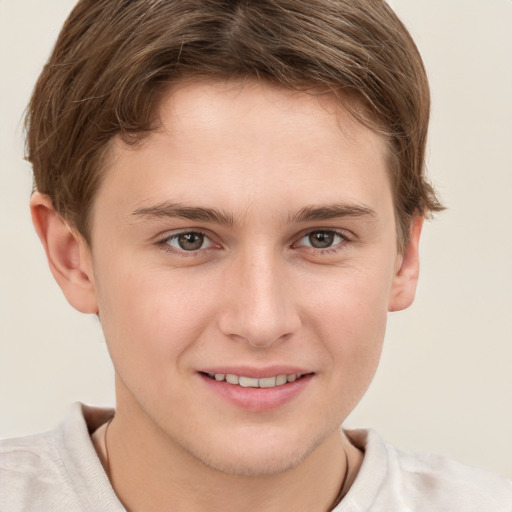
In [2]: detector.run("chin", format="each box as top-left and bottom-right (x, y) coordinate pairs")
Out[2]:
(183, 426), (333, 477)
(198, 447), (310, 477)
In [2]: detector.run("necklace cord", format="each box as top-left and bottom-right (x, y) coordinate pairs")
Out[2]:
(328, 449), (350, 511)
(104, 417), (113, 478)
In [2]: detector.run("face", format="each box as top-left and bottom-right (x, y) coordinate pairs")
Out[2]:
(84, 80), (418, 475)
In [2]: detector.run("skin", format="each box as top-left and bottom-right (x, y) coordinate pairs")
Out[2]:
(31, 80), (422, 512)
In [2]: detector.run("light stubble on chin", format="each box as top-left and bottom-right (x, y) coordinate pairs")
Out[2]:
(175, 426), (345, 478)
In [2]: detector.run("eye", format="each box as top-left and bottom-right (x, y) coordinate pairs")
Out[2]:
(296, 230), (345, 250)
(163, 231), (214, 252)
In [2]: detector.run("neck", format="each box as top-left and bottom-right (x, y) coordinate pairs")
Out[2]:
(105, 397), (362, 512)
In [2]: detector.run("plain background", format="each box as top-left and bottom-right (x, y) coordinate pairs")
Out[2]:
(1, 0), (511, 478)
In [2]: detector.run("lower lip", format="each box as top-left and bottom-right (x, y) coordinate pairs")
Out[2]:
(199, 374), (313, 412)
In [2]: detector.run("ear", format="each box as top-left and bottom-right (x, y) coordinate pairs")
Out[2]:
(30, 192), (98, 314)
(388, 217), (423, 312)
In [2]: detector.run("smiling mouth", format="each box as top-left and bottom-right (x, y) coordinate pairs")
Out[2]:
(203, 372), (308, 388)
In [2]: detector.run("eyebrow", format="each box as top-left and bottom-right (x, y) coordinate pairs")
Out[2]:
(290, 203), (376, 223)
(130, 201), (375, 225)
(131, 202), (234, 225)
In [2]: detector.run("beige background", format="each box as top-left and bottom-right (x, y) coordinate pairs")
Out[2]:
(1, 1), (511, 477)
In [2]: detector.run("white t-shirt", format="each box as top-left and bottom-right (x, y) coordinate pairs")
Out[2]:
(1, 403), (511, 511)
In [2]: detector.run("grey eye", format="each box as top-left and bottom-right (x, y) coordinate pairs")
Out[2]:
(298, 230), (344, 249)
(167, 232), (211, 251)
(309, 231), (335, 248)
(177, 233), (204, 250)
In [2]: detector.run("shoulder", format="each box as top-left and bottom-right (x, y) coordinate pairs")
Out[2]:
(0, 428), (77, 510)
(387, 442), (512, 510)
(341, 429), (512, 512)
(0, 403), (120, 512)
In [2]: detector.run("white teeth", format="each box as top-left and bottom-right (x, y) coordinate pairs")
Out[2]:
(211, 373), (303, 388)
(225, 374), (239, 385)
(276, 375), (287, 385)
(239, 376), (259, 388)
(259, 376), (277, 388)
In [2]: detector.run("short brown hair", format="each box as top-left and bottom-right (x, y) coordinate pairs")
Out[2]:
(26, 0), (443, 250)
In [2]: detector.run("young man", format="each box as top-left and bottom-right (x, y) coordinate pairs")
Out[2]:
(1, 1), (510, 511)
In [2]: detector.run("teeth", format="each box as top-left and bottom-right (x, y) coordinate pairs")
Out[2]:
(239, 376), (259, 387)
(210, 373), (303, 388)
(225, 374), (239, 385)
(276, 375), (287, 385)
(259, 376), (276, 388)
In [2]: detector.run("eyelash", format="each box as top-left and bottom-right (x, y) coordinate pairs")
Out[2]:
(157, 230), (215, 256)
(294, 230), (348, 255)
(156, 229), (350, 257)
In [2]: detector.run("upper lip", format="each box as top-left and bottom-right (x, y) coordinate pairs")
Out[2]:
(198, 366), (312, 379)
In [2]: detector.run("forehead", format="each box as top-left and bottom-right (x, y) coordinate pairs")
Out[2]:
(158, 79), (383, 164)
(96, 79), (392, 227)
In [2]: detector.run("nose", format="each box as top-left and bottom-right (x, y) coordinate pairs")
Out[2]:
(217, 248), (301, 348)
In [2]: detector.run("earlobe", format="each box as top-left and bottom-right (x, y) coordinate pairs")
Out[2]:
(388, 217), (423, 312)
(30, 192), (98, 314)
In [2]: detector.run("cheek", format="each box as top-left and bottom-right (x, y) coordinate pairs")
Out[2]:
(315, 295), (386, 424)
(93, 263), (215, 377)
(305, 267), (391, 392)
(320, 286), (387, 374)
(308, 263), (392, 338)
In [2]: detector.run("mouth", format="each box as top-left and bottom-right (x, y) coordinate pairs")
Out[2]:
(201, 372), (308, 388)
(198, 369), (314, 411)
